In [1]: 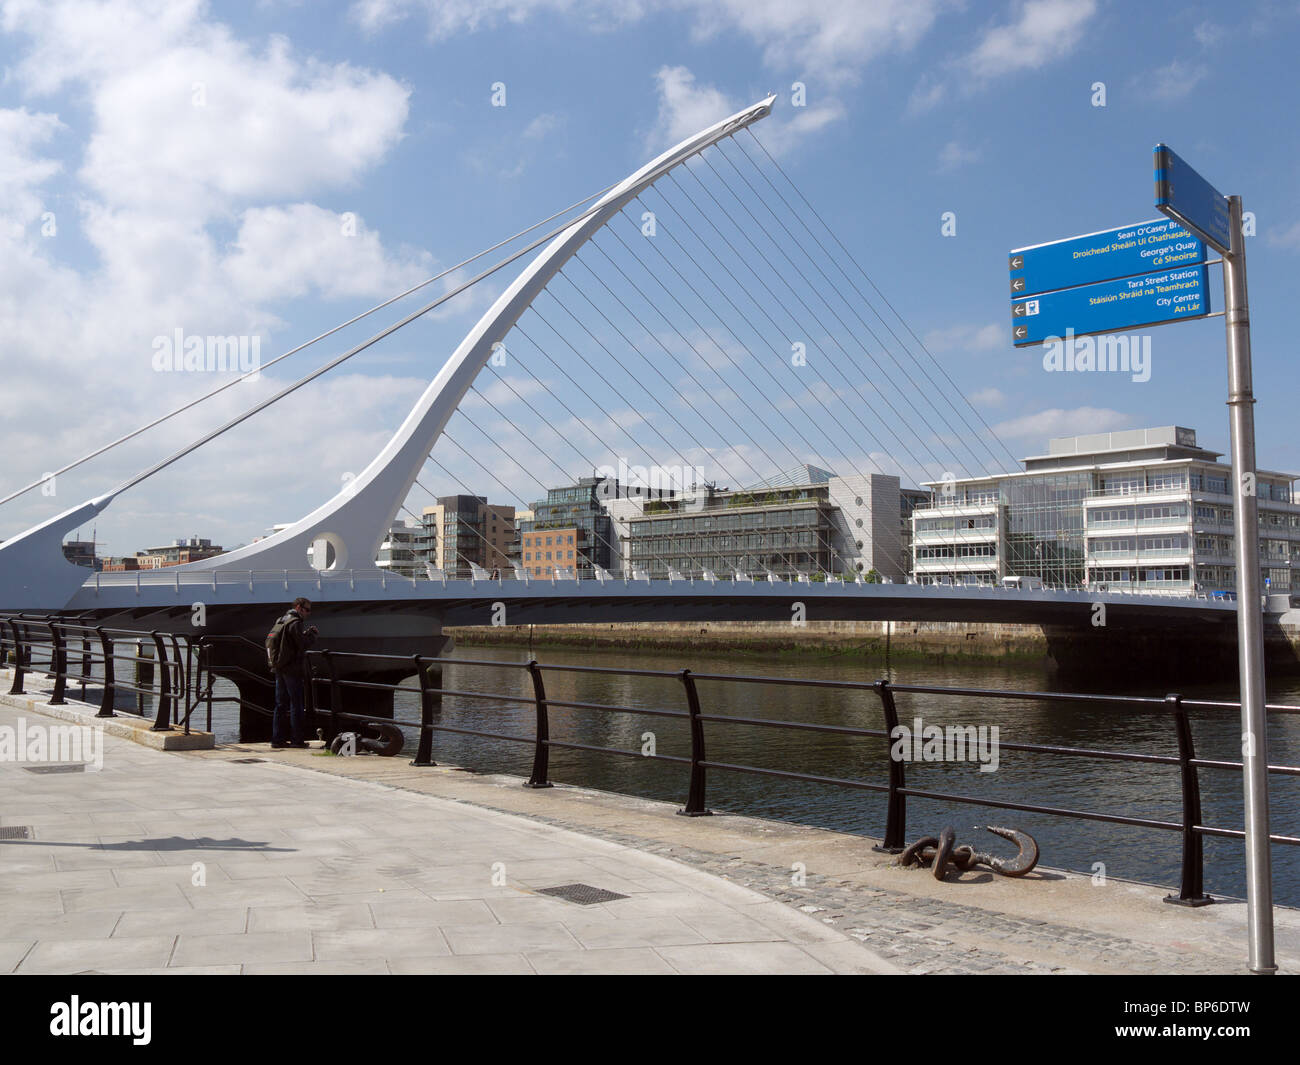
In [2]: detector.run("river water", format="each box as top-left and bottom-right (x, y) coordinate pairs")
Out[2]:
(210, 642), (1300, 907)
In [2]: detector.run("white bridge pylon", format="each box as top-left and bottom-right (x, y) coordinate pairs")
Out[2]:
(0, 96), (777, 612)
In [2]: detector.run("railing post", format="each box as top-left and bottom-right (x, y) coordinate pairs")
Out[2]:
(322, 650), (342, 741)
(524, 660), (552, 788)
(79, 634), (92, 702)
(47, 622), (67, 705)
(96, 627), (116, 717)
(411, 654), (437, 767)
(202, 643), (214, 734)
(1164, 693), (1212, 907)
(149, 632), (172, 731)
(170, 635), (188, 733)
(6, 621), (25, 695)
(873, 678), (906, 853)
(303, 651), (318, 735)
(677, 668), (712, 816)
(133, 638), (153, 716)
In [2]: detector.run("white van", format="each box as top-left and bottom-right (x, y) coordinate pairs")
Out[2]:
(1001, 575), (1045, 591)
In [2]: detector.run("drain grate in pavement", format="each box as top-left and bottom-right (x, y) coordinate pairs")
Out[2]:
(0, 826), (32, 840)
(22, 764), (86, 774)
(537, 883), (629, 906)
(230, 758), (264, 764)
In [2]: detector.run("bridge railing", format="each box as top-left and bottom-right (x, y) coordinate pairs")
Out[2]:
(71, 566), (1241, 603)
(298, 647), (1300, 907)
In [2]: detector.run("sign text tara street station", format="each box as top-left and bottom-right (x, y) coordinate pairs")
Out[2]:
(1009, 218), (1204, 297)
(1154, 143), (1232, 254)
(1011, 265), (1209, 346)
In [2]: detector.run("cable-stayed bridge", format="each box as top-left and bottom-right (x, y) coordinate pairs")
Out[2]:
(0, 96), (1252, 686)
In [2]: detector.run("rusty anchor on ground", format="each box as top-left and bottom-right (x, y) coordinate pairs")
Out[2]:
(898, 825), (1039, 880)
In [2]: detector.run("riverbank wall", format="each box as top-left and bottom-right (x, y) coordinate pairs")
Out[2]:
(448, 618), (1300, 679)
(449, 619), (1050, 665)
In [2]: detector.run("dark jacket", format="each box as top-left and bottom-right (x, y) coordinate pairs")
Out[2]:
(275, 611), (317, 677)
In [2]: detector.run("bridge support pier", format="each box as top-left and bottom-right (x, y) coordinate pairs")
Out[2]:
(1042, 621), (1299, 684)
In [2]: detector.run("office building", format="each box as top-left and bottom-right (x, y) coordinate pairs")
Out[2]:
(517, 477), (617, 578)
(417, 496), (515, 579)
(910, 426), (1300, 595)
(375, 519), (420, 578)
(618, 466), (917, 580)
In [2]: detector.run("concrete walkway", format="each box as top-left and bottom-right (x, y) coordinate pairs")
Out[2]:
(0, 699), (891, 975)
(4, 676), (1297, 975)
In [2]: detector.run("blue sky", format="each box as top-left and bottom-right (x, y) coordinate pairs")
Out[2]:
(2, 0), (1298, 558)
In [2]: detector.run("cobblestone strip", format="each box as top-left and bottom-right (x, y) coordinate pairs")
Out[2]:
(317, 768), (1236, 975)
(545, 830), (1234, 974)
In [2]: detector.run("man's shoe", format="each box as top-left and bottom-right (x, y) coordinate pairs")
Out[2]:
(288, 741), (310, 748)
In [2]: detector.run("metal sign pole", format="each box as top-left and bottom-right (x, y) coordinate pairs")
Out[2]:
(1223, 194), (1276, 973)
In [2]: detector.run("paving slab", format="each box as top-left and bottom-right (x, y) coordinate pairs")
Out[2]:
(1, 696), (883, 974)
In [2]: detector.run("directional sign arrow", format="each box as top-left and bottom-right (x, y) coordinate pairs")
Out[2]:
(1008, 219), (1203, 299)
(1011, 265), (1209, 347)
(1013, 325), (1028, 340)
(1009, 255), (1024, 270)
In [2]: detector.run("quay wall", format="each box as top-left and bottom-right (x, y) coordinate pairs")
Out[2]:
(448, 619), (1050, 664)
(448, 618), (1300, 679)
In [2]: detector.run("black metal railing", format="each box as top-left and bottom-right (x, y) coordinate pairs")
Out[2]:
(3, 613), (1298, 905)
(292, 647), (1300, 906)
(0, 613), (193, 731)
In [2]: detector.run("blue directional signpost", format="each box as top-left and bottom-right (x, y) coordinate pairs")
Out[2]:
(1011, 264), (1209, 346)
(1007, 149), (1275, 974)
(1155, 143), (1232, 254)
(1009, 218), (1208, 345)
(1010, 217), (1204, 296)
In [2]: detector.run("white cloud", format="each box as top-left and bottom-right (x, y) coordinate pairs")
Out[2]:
(353, 0), (945, 85)
(1267, 219), (1300, 250)
(937, 139), (981, 173)
(1139, 59), (1206, 104)
(0, 0), (432, 551)
(648, 65), (844, 156)
(649, 66), (737, 147)
(522, 112), (562, 140)
(993, 406), (1130, 441)
(969, 387), (1007, 407)
(914, 0), (1098, 108)
(0, 107), (63, 229)
(962, 0), (1098, 82)
(675, 0), (945, 86)
(1193, 20), (1224, 47)
(223, 205), (433, 302)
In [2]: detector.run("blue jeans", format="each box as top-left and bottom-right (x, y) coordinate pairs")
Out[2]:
(273, 672), (305, 744)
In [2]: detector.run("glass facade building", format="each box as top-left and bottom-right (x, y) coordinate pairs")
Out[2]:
(516, 477), (616, 578)
(625, 485), (836, 579)
(910, 426), (1299, 595)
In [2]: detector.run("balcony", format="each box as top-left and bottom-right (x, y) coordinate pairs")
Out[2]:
(911, 527), (999, 544)
(1086, 485), (1190, 504)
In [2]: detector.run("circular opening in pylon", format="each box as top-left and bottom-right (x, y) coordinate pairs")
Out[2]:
(307, 532), (348, 572)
